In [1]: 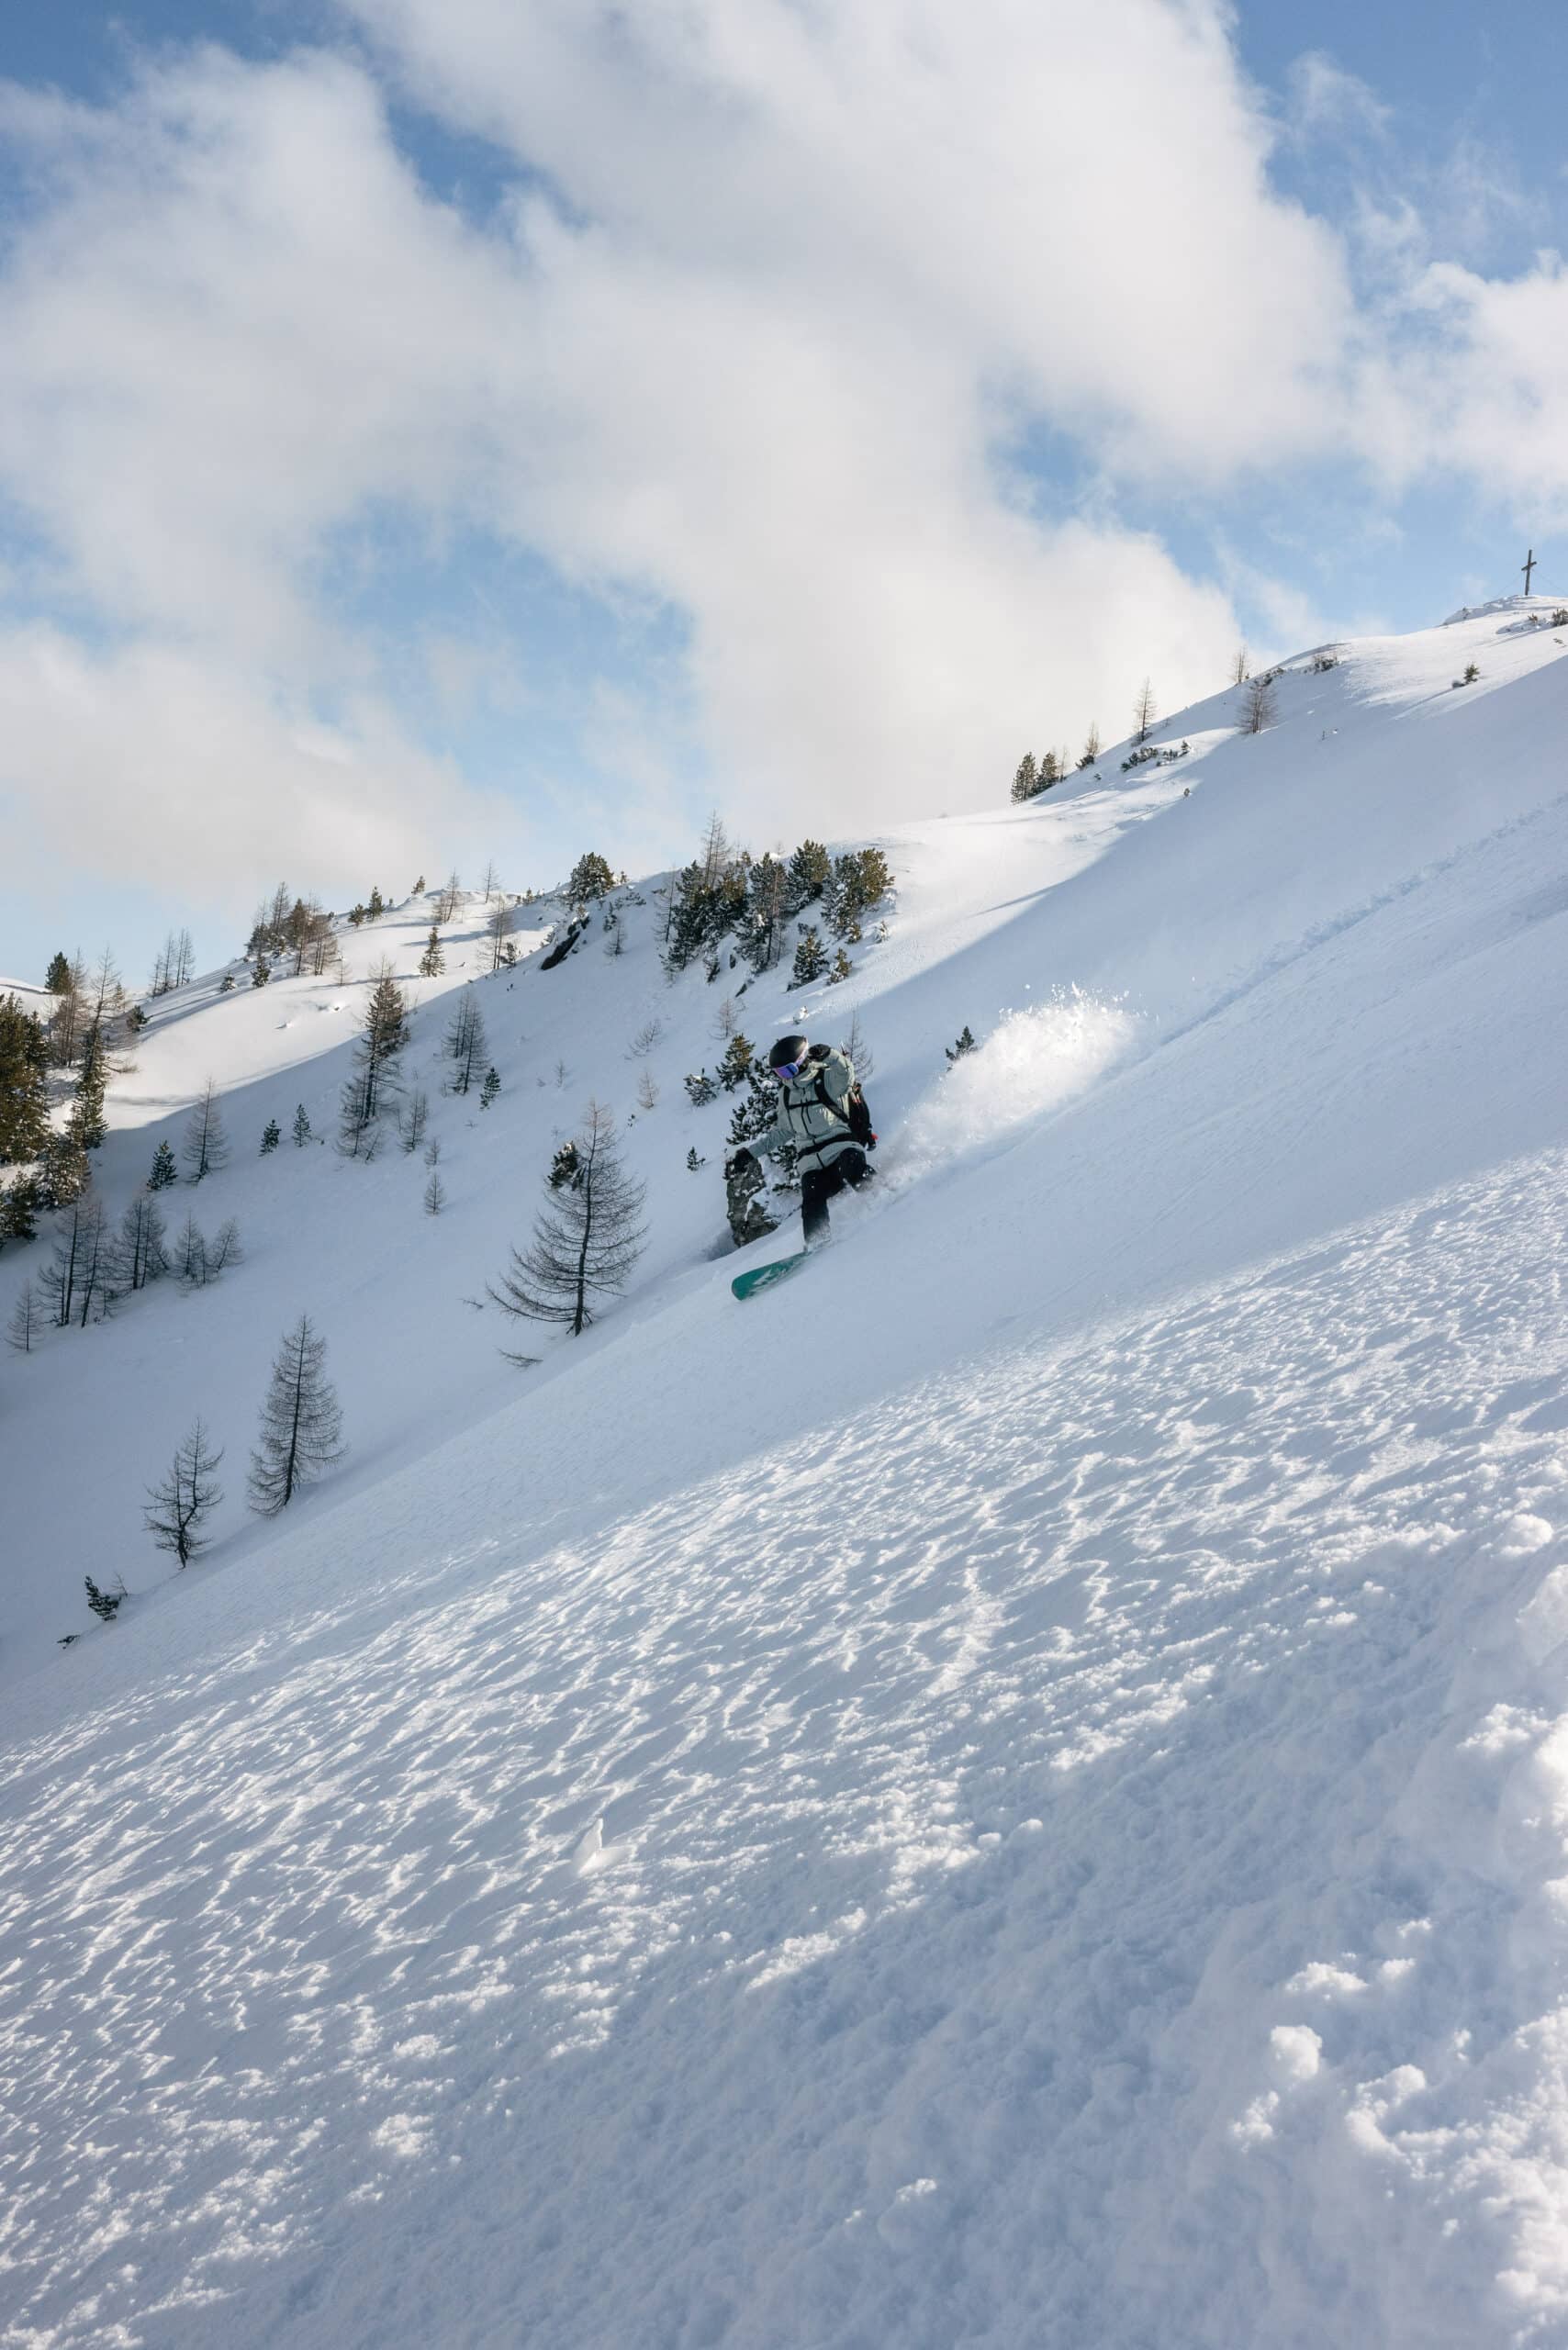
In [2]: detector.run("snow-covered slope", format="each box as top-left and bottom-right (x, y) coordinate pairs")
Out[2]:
(5, 599), (1568, 2346)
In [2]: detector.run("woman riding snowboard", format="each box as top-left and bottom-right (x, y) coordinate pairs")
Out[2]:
(734, 1033), (876, 1248)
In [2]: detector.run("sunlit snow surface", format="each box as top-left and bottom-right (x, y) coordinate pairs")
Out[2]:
(6, 600), (1568, 2345)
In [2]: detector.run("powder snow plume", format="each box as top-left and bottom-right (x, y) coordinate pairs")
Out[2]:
(893, 989), (1139, 1181)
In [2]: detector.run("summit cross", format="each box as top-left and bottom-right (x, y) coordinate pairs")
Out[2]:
(1522, 547), (1538, 595)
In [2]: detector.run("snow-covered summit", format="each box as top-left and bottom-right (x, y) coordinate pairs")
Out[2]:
(6, 603), (1568, 2345)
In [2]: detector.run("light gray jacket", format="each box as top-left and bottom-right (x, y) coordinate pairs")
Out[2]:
(755, 1046), (861, 1172)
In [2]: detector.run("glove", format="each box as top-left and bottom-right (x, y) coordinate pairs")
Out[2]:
(732, 1147), (757, 1168)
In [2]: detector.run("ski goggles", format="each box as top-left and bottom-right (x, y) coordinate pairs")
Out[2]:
(774, 1060), (801, 1080)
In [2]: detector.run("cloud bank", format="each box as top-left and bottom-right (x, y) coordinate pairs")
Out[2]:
(1, 0), (1565, 902)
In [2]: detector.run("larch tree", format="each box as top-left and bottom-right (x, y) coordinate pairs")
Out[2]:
(487, 901), (516, 971)
(487, 1102), (647, 1341)
(445, 990), (487, 1094)
(1242, 673), (1278, 734)
(116, 1194), (169, 1292)
(6, 1278), (40, 1353)
(1133, 679), (1158, 744)
(174, 1212), (208, 1287)
(840, 1005), (874, 1079)
(248, 1315), (346, 1516)
(183, 1080), (230, 1181)
(144, 1419), (225, 1566)
(1078, 721), (1102, 769)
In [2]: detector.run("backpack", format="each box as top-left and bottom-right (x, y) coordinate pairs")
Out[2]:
(815, 1068), (875, 1148)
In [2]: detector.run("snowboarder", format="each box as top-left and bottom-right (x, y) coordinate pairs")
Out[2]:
(734, 1035), (876, 1249)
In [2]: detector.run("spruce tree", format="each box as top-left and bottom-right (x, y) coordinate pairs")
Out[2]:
(148, 1138), (178, 1191)
(419, 926), (444, 977)
(480, 1067), (500, 1109)
(791, 928), (828, 986)
(66, 1024), (108, 1151)
(489, 1105), (646, 1338)
(248, 1315), (345, 1515)
(368, 886), (385, 919)
(828, 947), (853, 984)
(0, 1176), (39, 1245)
(261, 1118), (281, 1154)
(1012, 753), (1039, 803)
(718, 1033), (754, 1091)
(686, 1147), (705, 1172)
(0, 993), (50, 1166)
(182, 1081), (229, 1182)
(946, 1025), (977, 1063)
(145, 1419), (225, 1566)
(785, 840), (830, 912)
(252, 954), (271, 988)
(45, 951), (73, 995)
(292, 1104), (312, 1148)
(340, 971), (409, 1151)
(37, 1131), (90, 1210)
(741, 854), (789, 970)
(567, 852), (615, 902)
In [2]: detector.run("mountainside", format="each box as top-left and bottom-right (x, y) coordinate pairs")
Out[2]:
(6, 598), (1568, 2346)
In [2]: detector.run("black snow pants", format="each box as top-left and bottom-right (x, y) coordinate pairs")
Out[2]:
(801, 1147), (870, 1248)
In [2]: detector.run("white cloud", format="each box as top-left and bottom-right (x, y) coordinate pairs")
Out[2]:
(1, 4), (1563, 901)
(1287, 51), (1392, 143)
(0, 624), (511, 907)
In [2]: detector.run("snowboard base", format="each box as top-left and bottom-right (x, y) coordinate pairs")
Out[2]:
(731, 1250), (809, 1301)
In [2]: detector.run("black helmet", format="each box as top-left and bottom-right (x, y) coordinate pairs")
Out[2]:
(768, 1033), (810, 1072)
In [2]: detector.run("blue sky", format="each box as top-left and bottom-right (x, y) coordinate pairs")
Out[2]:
(2, 0), (1565, 990)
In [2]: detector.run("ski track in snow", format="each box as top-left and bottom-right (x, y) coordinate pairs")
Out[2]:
(4, 1148), (1568, 2348)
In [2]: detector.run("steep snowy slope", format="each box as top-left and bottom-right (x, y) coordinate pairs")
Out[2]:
(5, 599), (1568, 2347)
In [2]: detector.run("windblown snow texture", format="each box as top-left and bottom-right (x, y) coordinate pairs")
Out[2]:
(6, 599), (1568, 2346)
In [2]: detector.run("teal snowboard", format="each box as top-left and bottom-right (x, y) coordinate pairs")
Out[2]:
(732, 1250), (809, 1301)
